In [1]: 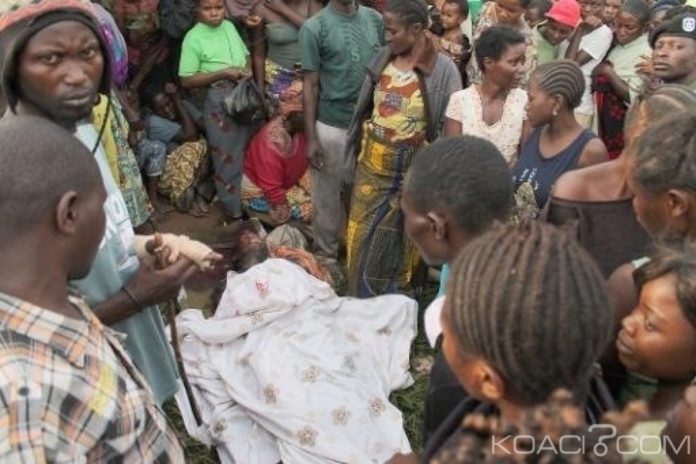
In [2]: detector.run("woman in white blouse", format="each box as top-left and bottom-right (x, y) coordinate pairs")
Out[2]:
(445, 25), (530, 165)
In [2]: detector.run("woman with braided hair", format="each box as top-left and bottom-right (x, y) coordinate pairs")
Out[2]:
(512, 59), (608, 219)
(414, 220), (614, 462)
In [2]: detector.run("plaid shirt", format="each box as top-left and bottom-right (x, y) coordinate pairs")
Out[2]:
(0, 292), (185, 463)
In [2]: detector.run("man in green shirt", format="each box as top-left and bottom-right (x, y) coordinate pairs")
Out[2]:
(533, 0), (580, 64)
(299, 0), (383, 273)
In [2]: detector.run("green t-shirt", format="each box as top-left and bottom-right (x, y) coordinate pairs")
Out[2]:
(179, 20), (249, 76)
(533, 25), (559, 65)
(299, 4), (384, 129)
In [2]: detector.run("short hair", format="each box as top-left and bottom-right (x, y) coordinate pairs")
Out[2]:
(0, 116), (101, 242)
(631, 107), (696, 194)
(634, 241), (696, 328)
(444, 0), (470, 18)
(531, 59), (585, 109)
(403, 136), (514, 235)
(527, 0), (552, 14)
(475, 25), (526, 73)
(385, 0), (430, 26)
(446, 220), (613, 404)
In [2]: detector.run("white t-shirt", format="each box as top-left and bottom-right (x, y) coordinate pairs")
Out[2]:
(560, 25), (613, 115)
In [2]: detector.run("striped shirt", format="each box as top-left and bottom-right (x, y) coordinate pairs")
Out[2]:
(0, 292), (185, 463)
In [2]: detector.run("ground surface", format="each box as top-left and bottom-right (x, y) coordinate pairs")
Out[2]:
(155, 205), (436, 462)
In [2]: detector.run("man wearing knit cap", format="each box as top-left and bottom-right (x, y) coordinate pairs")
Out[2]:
(0, 0), (198, 420)
(533, 0), (581, 64)
(650, 11), (696, 89)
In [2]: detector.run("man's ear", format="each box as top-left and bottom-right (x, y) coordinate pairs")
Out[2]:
(426, 211), (447, 241)
(55, 191), (79, 235)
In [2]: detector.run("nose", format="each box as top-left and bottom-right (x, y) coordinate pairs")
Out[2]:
(63, 62), (90, 87)
(621, 312), (638, 335)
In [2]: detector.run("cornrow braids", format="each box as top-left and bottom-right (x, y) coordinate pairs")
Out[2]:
(631, 107), (696, 194)
(385, 0), (429, 26)
(431, 390), (651, 463)
(446, 220), (613, 405)
(530, 59), (585, 110)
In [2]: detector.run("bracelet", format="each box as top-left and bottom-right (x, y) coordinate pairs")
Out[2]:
(121, 286), (145, 312)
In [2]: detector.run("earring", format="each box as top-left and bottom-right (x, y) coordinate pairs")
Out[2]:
(552, 108), (559, 117)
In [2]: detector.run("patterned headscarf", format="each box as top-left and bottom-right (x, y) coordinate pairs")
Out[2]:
(278, 81), (303, 117)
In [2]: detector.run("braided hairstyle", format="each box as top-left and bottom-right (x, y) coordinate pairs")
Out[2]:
(445, 220), (613, 405)
(431, 390), (651, 463)
(385, 0), (429, 26)
(530, 59), (585, 110)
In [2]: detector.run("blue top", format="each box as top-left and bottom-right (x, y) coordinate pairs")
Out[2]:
(512, 128), (596, 218)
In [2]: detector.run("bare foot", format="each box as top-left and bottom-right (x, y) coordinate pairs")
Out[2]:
(153, 200), (175, 215)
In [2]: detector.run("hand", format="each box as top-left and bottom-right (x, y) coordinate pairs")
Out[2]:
(123, 257), (199, 309)
(307, 137), (325, 170)
(269, 203), (291, 225)
(635, 54), (654, 77)
(243, 14), (262, 28)
(226, 67), (251, 81)
(163, 82), (178, 96)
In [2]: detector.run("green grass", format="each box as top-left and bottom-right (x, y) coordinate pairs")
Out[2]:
(166, 282), (438, 462)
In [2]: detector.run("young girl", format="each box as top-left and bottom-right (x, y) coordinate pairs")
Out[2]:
(179, 0), (255, 222)
(617, 243), (696, 419)
(437, 0), (472, 74)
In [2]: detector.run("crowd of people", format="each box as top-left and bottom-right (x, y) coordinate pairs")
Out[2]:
(0, 0), (695, 460)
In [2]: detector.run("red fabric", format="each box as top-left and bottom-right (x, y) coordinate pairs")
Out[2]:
(244, 118), (308, 206)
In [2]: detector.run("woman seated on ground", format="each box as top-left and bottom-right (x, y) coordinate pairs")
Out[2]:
(512, 60), (607, 219)
(388, 220), (614, 463)
(144, 82), (212, 216)
(241, 82), (312, 226)
(445, 25), (529, 166)
(592, 0), (651, 159)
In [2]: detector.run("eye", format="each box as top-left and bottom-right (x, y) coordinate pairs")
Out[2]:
(81, 46), (99, 59)
(39, 53), (60, 65)
(643, 315), (655, 332)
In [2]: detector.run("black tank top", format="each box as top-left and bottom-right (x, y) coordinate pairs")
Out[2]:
(512, 127), (596, 218)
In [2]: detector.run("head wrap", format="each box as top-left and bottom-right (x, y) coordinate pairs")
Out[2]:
(0, 0), (111, 113)
(622, 0), (652, 24)
(91, 3), (128, 87)
(278, 81), (303, 117)
(650, 12), (696, 47)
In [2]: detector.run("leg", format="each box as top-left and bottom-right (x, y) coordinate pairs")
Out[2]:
(137, 139), (172, 214)
(311, 121), (349, 263)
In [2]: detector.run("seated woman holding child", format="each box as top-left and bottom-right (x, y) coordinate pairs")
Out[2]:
(241, 82), (312, 226)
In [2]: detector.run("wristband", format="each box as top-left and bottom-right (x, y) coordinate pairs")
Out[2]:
(121, 286), (145, 312)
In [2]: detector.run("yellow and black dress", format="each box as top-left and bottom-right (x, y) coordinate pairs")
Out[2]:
(346, 63), (427, 297)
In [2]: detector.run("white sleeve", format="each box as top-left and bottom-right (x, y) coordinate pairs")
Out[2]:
(580, 26), (613, 61)
(445, 91), (463, 121)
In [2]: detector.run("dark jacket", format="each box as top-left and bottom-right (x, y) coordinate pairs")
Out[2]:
(344, 41), (462, 166)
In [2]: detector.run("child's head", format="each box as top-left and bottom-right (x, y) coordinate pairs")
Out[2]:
(475, 25), (527, 87)
(494, 0), (532, 25)
(617, 243), (696, 382)
(0, 116), (106, 280)
(441, 221), (612, 413)
(148, 90), (177, 121)
(197, 0), (226, 27)
(578, 0), (606, 23)
(541, 0), (581, 43)
(648, 0), (679, 33)
(628, 104), (696, 240)
(602, 0), (623, 24)
(401, 136), (513, 266)
(525, 0), (552, 28)
(614, 0), (651, 44)
(441, 0), (469, 30)
(526, 59), (585, 127)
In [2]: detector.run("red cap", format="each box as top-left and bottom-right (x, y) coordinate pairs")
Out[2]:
(545, 0), (581, 28)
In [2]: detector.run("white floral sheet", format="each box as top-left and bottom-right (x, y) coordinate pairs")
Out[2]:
(175, 259), (418, 463)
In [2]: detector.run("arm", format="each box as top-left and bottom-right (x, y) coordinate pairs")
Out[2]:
(564, 28), (594, 66)
(166, 85), (199, 142)
(444, 117), (462, 137)
(130, 37), (170, 94)
(594, 62), (630, 102)
(576, 138), (609, 168)
(92, 257), (199, 326)
(303, 71), (323, 168)
(251, 24), (268, 95)
(180, 68), (247, 89)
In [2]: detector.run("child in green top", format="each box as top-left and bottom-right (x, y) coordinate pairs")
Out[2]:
(179, 0), (255, 221)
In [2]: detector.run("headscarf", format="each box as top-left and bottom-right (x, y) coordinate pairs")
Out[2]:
(278, 81), (303, 117)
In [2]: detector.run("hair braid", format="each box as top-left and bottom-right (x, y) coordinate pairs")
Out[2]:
(446, 221), (612, 404)
(531, 59), (585, 110)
